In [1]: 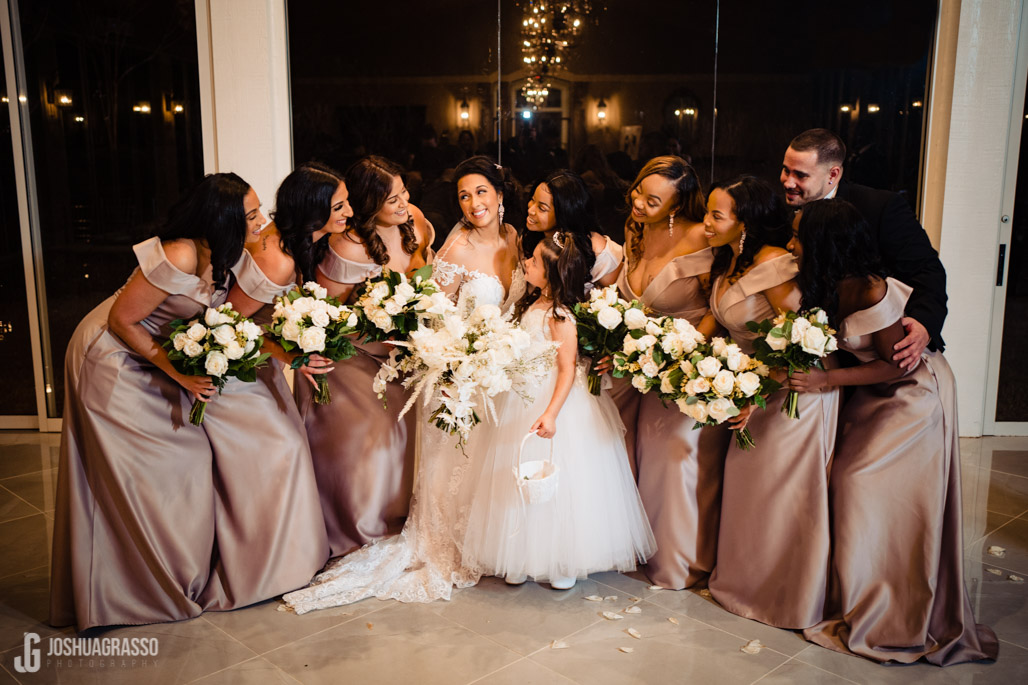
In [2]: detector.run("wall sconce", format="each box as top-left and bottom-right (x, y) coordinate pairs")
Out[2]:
(173, 104), (184, 114)
(597, 97), (607, 123)
(459, 98), (470, 125)
(1, 96), (7, 103)
(56, 90), (72, 106)
(74, 116), (84, 123)
(867, 104), (880, 113)
(18, 95), (26, 103)
(133, 103), (151, 114)
(839, 104), (853, 113)
(912, 100), (923, 108)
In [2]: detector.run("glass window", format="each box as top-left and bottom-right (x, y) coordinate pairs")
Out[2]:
(15, 0), (204, 416)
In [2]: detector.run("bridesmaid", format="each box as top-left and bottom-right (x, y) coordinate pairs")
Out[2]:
(790, 200), (997, 664)
(523, 169), (622, 291)
(614, 156), (731, 590)
(705, 176), (838, 629)
(51, 174), (260, 629)
(298, 156), (433, 558)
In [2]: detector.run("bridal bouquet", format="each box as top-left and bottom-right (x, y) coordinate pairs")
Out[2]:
(353, 265), (452, 343)
(165, 303), (270, 425)
(612, 314), (706, 397)
(375, 303), (557, 448)
(265, 282), (359, 405)
(574, 284), (646, 394)
(747, 308), (838, 419)
(669, 337), (780, 450)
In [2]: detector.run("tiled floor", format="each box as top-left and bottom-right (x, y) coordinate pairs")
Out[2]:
(0, 431), (1026, 684)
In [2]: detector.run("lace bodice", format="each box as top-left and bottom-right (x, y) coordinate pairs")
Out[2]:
(433, 257), (526, 316)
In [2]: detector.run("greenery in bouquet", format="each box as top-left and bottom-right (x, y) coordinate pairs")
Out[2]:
(573, 284), (646, 395)
(353, 265), (452, 344)
(746, 308), (838, 419)
(164, 303), (270, 425)
(265, 281), (359, 405)
(667, 337), (781, 450)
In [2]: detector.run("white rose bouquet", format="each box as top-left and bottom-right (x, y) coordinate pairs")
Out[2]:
(164, 303), (270, 425)
(265, 281), (360, 405)
(746, 308), (838, 419)
(376, 303), (557, 449)
(353, 265), (447, 343)
(612, 314), (706, 396)
(666, 337), (781, 450)
(573, 284), (646, 395)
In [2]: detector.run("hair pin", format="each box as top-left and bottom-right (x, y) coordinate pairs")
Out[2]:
(552, 232), (565, 249)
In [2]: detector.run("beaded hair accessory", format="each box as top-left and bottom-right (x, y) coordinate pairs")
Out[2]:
(552, 232), (566, 249)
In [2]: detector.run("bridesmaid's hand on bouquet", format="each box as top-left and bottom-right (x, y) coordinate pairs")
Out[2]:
(297, 353), (335, 389)
(592, 354), (613, 375)
(789, 367), (829, 393)
(727, 404), (753, 431)
(530, 414), (557, 439)
(177, 373), (217, 403)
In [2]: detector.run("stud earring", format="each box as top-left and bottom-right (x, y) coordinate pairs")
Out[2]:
(668, 212), (675, 238)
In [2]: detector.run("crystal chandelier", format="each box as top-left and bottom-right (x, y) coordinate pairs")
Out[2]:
(519, 1), (593, 108)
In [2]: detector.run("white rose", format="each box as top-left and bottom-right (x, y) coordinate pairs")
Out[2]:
(310, 309), (331, 328)
(686, 376), (711, 395)
(712, 369), (736, 396)
(424, 291), (456, 316)
(631, 374), (650, 392)
(369, 308), (396, 332)
(282, 320), (302, 343)
(707, 397), (738, 423)
(245, 339), (256, 355)
(766, 331), (789, 351)
(212, 324), (236, 347)
(624, 308), (648, 330)
(291, 297), (313, 316)
(203, 308), (222, 327)
(187, 322), (208, 342)
(726, 352), (751, 372)
(204, 350), (229, 377)
(812, 309), (829, 325)
(602, 286), (618, 305)
(754, 363), (770, 377)
(801, 326), (828, 356)
(636, 334), (657, 351)
(679, 359), (695, 377)
(790, 316), (811, 344)
(346, 312), (359, 328)
(696, 356), (722, 378)
(382, 298), (403, 316)
(472, 304), (502, 323)
(645, 321), (662, 337)
(680, 399), (708, 423)
(183, 340), (204, 358)
(172, 332), (188, 351)
(660, 373), (675, 394)
(596, 306), (623, 330)
(509, 328), (532, 352)
(304, 281), (328, 300)
(641, 360), (660, 378)
(369, 282), (390, 302)
(736, 371), (761, 397)
(224, 340), (246, 360)
(711, 337), (728, 357)
(825, 334), (838, 353)
(622, 334), (639, 355)
(298, 326), (327, 353)
(394, 282), (416, 304)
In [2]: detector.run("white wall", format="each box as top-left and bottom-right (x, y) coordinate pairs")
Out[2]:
(938, 0), (1024, 436)
(195, 0), (292, 212)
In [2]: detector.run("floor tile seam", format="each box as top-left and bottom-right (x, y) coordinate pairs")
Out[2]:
(254, 601), (394, 656)
(184, 653), (264, 684)
(998, 638), (1028, 652)
(0, 660), (24, 685)
(0, 496), (45, 525)
(0, 562), (48, 583)
(636, 596), (799, 660)
(976, 559), (1028, 577)
(197, 614), (263, 664)
(592, 577), (660, 602)
(969, 513), (1024, 547)
(784, 647), (864, 684)
(521, 615), (613, 658)
(425, 604), (530, 661)
(988, 468), (1028, 481)
(464, 655), (528, 684)
(748, 655), (796, 685)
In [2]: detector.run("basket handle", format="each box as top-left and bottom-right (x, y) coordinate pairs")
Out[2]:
(517, 430), (555, 469)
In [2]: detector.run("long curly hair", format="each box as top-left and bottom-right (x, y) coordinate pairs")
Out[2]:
(623, 155), (705, 266)
(273, 161), (344, 283)
(796, 199), (888, 325)
(158, 172), (250, 289)
(523, 169), (597, 271)
(515, 231), (591, 322)
(708, 176), (792, 283)
(454, 155), (524, 238)
(344, 156), (418, 266)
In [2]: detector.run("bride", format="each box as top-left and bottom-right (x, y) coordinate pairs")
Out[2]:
(283, 156), (525, 611)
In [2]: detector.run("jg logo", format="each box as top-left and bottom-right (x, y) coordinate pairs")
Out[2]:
(14, 632), (40, 673)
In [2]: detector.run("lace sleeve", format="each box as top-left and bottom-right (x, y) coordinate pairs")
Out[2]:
(432, 257), (465, 287)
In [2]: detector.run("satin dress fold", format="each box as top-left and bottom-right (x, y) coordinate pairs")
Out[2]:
(198, 251), (329, 610)
(615, 247), (732, 590)
(803, 278), (998, 664)
(708, 254), (838, 629)
(296, 247), (416, 558)
(51, 238), (228, 630)
(586, 235), (623, 291)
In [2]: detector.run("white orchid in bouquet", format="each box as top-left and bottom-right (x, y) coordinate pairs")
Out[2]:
(573, 284), (646, 395)
(667, 337), (781, 450)
(265, 282), (359, 405)
(612, 314), (707, 396)
(353, 265), (450, 343)
(165, 303), (270, 425)
(374, 303), (557, 449)
(746, 308), (838, 419)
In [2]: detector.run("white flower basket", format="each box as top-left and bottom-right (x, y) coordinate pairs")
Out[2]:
(513, 431), (559, 505)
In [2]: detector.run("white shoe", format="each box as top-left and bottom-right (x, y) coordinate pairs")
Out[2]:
(505, 574), (527, 585)
(550, 576), (576, 590)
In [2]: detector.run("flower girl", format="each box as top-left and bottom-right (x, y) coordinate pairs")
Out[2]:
(462, 233), (656, 589)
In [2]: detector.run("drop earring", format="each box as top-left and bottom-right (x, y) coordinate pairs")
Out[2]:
(668, 212), (675, 238)
(738, 228), (747, 253)
(498, 204), (505, 225)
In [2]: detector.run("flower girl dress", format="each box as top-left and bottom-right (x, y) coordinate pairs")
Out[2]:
(462, 307), (656, 583)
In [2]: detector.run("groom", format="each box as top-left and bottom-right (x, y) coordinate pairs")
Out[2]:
(780, 128), (947, 369)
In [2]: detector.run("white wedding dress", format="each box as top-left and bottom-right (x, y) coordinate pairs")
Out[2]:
(282, 249), (525, 613)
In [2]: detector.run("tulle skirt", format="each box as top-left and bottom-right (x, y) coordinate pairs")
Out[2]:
(462, 368), (656, 581)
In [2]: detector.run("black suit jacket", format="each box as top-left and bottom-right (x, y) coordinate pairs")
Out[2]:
(835, 183), (948, 351)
